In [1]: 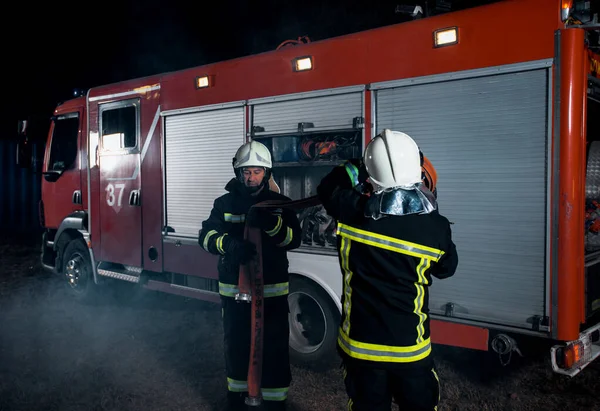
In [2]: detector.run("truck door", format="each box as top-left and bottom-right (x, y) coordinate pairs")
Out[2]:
(42, 111), (84, 228)
(97, 98), (143, 267)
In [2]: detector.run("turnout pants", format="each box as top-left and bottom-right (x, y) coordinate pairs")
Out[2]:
(222, 295), (291, 407)
(343, 360), (440, 411)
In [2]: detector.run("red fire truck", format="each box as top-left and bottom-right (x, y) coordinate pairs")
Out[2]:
(15, 0), (600, 377)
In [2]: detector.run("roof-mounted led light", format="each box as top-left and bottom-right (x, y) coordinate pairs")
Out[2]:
(293, 56), (313, 72)
(195, 75), (210, 89)
(434, 27), (458, 48)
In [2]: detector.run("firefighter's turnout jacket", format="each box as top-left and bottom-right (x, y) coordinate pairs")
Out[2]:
(199, 177), (302, 296)
(317, 162), (458, 369)
(198, 177), (302, 403)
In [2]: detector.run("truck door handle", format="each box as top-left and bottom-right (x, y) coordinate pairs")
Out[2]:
(129, 190), (141, 206)
(72, 190), (82, 205)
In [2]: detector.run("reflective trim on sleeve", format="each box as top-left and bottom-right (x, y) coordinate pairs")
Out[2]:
(276, 227), (293, 247)
(266, 215), (283, 236)
(216, 234), (228, 255)
(224, 213), (246, 223)
(202, 230), (218, 251)
(344, 163), (360, 188)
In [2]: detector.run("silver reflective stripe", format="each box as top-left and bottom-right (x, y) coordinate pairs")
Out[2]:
(227, 378), (247, 392)
(262, 387), (289, 401)
(336, 223), (443, 262)
(226, 378), (289, 400)
(224, 213), (246, 223)
(219, 282), (239, 297)
(264, 282), (289, 297)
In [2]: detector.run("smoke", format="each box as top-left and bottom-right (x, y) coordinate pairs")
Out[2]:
(0, 238), (226, 411)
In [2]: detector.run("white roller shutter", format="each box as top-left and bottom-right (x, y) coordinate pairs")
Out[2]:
(164, 107), (245, 237)
(375, 66), (550, 329)
(251, 89), (363, 135)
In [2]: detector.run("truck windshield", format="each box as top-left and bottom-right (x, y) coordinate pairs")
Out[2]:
(48, 114), (79, 172)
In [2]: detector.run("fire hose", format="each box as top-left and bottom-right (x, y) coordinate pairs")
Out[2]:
(235, 195), (322, 407)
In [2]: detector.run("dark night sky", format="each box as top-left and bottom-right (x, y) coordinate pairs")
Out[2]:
(6, 0), (500, 139)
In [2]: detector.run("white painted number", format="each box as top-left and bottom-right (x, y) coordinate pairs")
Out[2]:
(106, 183), (126, 207)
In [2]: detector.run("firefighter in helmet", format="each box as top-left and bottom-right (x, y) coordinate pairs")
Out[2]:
(316, 129), (458, 411)
(198, 140), (302, 410)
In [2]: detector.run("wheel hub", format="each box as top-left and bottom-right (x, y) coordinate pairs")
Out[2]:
(65, 255), (84, 289)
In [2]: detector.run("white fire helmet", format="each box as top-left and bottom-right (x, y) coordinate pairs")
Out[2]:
(233, 140), (273, 170)
(364, 129), (422, 191)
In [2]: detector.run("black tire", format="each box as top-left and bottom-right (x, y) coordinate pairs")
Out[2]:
(288, 275), (341, 371)
(62, 238), (98, 303)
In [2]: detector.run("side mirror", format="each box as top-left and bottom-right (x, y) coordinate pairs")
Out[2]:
(43, 170), (63, 182)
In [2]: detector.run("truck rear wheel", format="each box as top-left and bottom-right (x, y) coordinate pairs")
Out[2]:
(288, 275), (340, 370)
(62, 238), (97, 303)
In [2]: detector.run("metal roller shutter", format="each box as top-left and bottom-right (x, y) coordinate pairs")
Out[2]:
(164, 107), (245, 237)
(375, 67), (550, 328)
(252, 90), (363, 135)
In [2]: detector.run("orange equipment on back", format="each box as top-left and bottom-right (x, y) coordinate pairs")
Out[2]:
(422, 155), (437, 193)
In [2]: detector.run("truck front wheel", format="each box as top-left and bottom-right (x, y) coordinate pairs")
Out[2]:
(62, 239), (97, 303)
(288, 275), (340, 370)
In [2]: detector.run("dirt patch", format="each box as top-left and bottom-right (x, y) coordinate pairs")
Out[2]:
(0, 235), (599, 411)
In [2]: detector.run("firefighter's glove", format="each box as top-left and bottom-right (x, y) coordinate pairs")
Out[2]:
(225, 238), (257, 264)
(247, 208), (279, 231)
(344, 159), (370, 187)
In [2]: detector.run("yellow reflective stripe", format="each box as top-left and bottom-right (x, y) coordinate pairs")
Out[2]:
(336, 223), (444, 262)
(340, 237), (353, 335)
(266, 215), (282, 236)
(218, 282), (289, 298)
(224, 213), (246, 223)
(203, 230), (218, 251)
(348, 398), (354, 410)
(432, 368), (440, 404)
(338, 328), (431, 363)
(216, 234), (227, 254)
(414, 258), (431, 344)
(276, 227), (293, 247)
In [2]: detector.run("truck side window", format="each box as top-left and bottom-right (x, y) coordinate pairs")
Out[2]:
(101, 105), (137, 150)
(48, 114), (79, 172)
